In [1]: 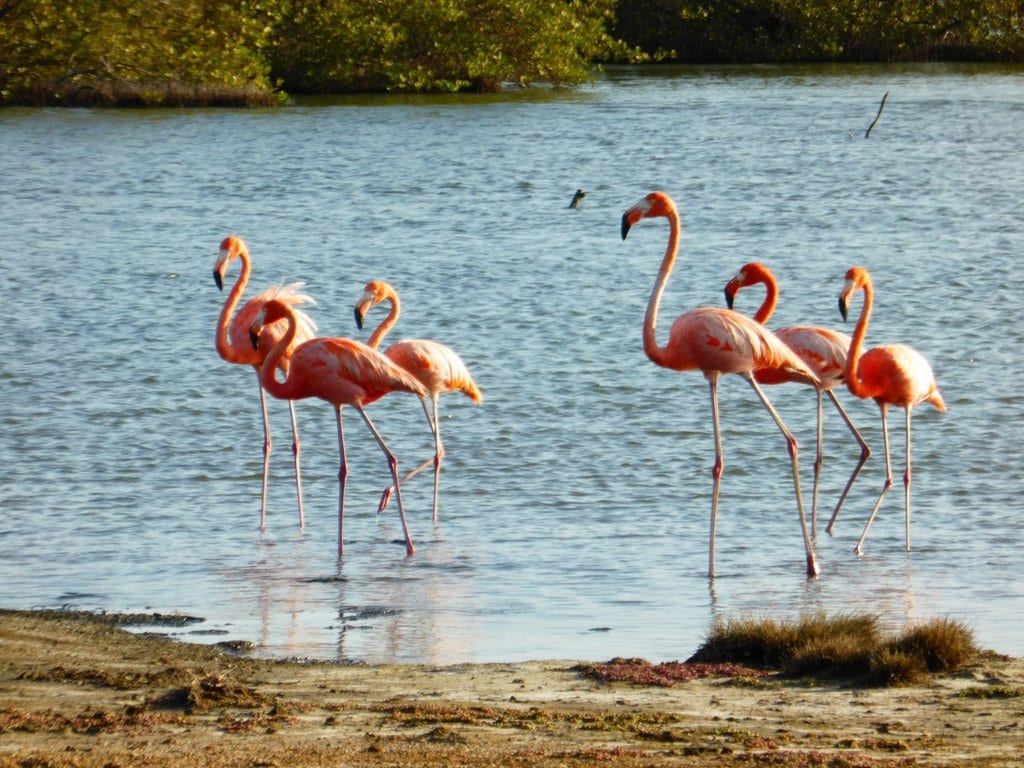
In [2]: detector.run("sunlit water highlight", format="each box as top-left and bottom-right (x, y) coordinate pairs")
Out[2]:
(1, 64), (1022, 663)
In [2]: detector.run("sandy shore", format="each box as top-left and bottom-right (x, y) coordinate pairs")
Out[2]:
(1, 609), (1021, 767)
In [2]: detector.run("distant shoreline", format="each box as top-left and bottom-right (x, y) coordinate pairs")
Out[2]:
(5, 61), (1023, 109)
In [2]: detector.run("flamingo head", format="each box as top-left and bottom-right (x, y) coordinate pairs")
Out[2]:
(838, 266), (871, 322)
(621, 191), (676, 240)
(724, 262), (772, 310)
(213, 235), (247, 291)
(353, 279), (395, 330)
(248, 298), (291, 350)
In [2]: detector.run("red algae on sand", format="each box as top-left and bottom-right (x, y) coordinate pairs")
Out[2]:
(575, 657), (773, 687)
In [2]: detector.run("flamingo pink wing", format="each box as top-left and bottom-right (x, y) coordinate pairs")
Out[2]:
(757, 325), (850, 388)
(666, 307), (818, 384)
(290, 337), (427, 406)
(385, 339), (483, 403)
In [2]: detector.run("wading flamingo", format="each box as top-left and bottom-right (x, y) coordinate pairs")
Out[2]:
(724, 262), (870, 535)
(838, 266), (945, 555)
(250, 298), (428, 557)
(213, 235), (317, 530)
(354, 280), (483, 523)
(621, 192), (822, 578)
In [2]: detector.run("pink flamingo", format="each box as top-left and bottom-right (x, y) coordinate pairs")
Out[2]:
(354, 280), (483, 523)
(838, 266), (946, 555)
(621, 192), (822, 578)
(250, 298), (428, 556)
(213, 235), (317, 530)
(724, 262), (871, 535)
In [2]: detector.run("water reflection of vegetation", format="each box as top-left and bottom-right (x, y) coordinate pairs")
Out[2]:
(291, 87), (598, 109)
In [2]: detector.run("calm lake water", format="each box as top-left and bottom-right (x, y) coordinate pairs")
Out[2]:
(1, 64), (1022, 663)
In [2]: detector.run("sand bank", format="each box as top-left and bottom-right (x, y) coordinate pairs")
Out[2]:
(1, 609), (1021, 766)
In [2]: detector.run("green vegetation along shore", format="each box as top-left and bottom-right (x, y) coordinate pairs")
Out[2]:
(2, 0), (1022, 106)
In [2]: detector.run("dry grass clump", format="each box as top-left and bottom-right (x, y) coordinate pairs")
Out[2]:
(149, 673), (275, 713)
(685, 613), (977, 686)
(688, 612), (880, 668)
(885, 616), (977, 672)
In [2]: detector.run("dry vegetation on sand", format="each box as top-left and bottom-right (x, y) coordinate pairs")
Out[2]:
(1, 609), (1023, 767)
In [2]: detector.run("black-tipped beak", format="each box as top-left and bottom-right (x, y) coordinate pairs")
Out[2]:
(354, 307), (365, 330)
(214, 270), (223, 291)
(249, 326), (260, 350)
(838, 295), (848, 322)
(725, 288), (735, 310)
(621, 214), (632, 241)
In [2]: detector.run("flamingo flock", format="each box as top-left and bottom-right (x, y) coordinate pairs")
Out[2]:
(212, 191), (944, 576)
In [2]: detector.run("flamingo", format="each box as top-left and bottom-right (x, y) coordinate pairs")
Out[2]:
(838, 266), (946, 555)
(249, 298), (428, 556)
(621, 192), (822, 578)
(724, 262), (871, 535)
(213, 235), (317, 530)
(354, 280), (483, 523)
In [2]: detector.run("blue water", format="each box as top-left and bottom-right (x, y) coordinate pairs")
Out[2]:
(1, 64), (1022, 663)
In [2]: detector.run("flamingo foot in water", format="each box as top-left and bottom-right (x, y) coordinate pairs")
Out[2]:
(394, 538), (415, 556)
(807, 555), (821, 577)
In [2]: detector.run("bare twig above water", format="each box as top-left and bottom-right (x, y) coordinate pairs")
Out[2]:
(865, 92), (889, 138)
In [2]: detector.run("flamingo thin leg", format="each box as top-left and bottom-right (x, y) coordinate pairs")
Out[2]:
(745, 375), (820, 577)
(811, 390), (824, 536)
(335, 406), (348, 557)
(707, 375), (723, 579)
(357, 406), (415, 556)
(429, 394), (444, 524)
(824, 390), (871, 534)
(288, 400), (305, 529)
(904, 405), (913, 552)
(855, 403), (893, 555)
(377, 397), (439, 516)
(255, 375), (271, 531)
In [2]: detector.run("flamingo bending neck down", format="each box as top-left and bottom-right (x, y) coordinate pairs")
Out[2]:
(354, 280), (483, 523)
(621, 192), (821, 578)
(213, 235), (317, 530)
(724, 261), (871, 535)
(250, 298), (428, 557)
(839, 266), (945, 555)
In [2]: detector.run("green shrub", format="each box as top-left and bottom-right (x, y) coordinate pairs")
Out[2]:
(0, 0), (282, 106)
(612, 0), (1024, 63)
(268, 0), (631, 94)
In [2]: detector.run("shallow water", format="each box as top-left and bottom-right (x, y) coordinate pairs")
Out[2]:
(1, 64), (1022, 663)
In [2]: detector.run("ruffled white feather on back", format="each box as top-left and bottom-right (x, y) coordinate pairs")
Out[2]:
(232, 282), (317, 362)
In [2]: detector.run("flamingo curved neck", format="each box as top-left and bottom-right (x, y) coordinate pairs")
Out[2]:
(753, 272), (778, 324)
(368, 291), (400, 349)
(215, 249), (252, 364)
(643, 209), (680, 369)
(259, 310), (300, 400)
(845, 281), (873, 400)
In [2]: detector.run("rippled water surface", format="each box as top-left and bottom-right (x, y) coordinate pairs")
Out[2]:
(2, 64), (1022, 663)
